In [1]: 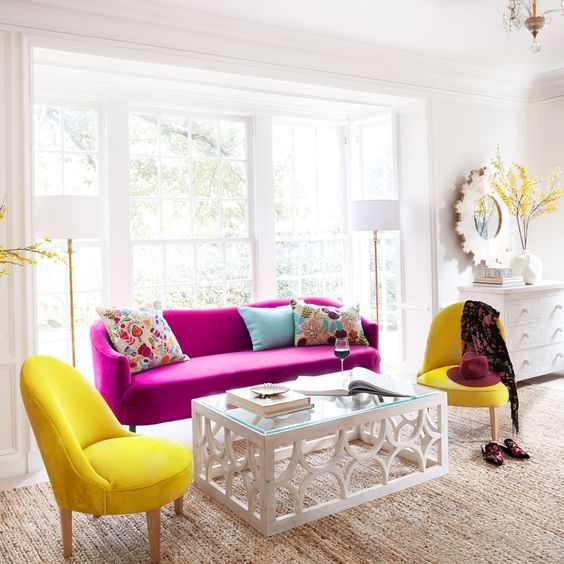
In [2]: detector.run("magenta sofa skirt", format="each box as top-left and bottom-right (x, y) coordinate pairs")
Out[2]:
(90, 297), (380, 426)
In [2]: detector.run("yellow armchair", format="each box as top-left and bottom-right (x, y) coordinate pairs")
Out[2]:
(20, 355), (193, 563)
(417, 302), (509, 441)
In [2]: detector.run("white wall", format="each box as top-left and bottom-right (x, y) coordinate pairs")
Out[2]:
(529, 99), (564, 280)
(428, 95), (528, 308)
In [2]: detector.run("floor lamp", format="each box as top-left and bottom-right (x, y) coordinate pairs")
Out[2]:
(35, 196), (102, 367)
(351, 199), (400, 324)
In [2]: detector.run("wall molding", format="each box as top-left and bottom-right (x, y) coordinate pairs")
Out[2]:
(529, 69), (564, 103)
(0, 0), (533, 103)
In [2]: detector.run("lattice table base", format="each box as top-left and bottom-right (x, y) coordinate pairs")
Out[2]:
(192, 392), (448, 536)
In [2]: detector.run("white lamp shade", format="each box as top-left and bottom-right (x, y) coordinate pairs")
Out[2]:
(35, 196), (103, 240)
(351, 199), (400, 231)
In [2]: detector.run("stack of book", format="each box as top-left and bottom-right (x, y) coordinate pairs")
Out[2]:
(226, 387), (312, 417)
(473, 267), (525, 288)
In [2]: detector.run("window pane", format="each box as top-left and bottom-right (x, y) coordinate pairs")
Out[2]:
(161, 115), (189, 157)
(130, 157), (159, 196)
(220, 120), (245, 159)
(192, 119), (218, 158)
(361, 117), (395, 198)
(196, 284), (223, 307)
(277, 278), (300, 299)
(37, 294), (66, 341)
(134, 287), (163, 309)
(220, 161), (246, 198)
(63, 108), (97, 152)
(133, 245), (163, 287)
(301, 241), (323, 275)
(34, 106), (61, 149)
(302, 277), (322, 296)
(35, 152), (63, 195)
(73, 247), (103, 290)
(166, 244), (195, 285)
(222, 201), (247, 238)
(161, 158), (190, 196)
(129, 113), (159, 155)
(166, 286), (194, 308)
(193, 159), (218, 198)
(226, 281), (251, 306)
(196, 243), (222, 282)
(64, 153), (97, 195)
(130, 200), (160, 240)
(74, 291), (102, 333)
(225, 242), (251, 280)
(194, 200), (219, 238)
(275, 241), (299, 277)
(162, 199), (191, 239)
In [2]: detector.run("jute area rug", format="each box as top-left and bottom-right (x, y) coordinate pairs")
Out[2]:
(1, 385), (563, 563)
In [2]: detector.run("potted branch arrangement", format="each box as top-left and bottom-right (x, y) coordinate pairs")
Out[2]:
(491, 149), (564, 284)
(0, 196), (59, 276)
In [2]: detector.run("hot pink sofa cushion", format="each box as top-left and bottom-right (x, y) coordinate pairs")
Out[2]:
(91, 297), (380, 426)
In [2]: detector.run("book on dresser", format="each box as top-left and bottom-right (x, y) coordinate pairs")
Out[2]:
(473, 275), (525, 287)
(226, 387), (311, 417)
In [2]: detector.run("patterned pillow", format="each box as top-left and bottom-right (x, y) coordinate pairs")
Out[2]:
(96, 307), (188, 374)
(290, 299), (369, 347)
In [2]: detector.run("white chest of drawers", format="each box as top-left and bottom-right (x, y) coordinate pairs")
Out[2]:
(459, 281), (564, 382)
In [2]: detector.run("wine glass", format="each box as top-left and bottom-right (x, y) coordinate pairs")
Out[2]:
(334, 338), (350, 374)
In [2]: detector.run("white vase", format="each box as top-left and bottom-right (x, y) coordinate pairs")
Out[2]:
(510, 250), (543, 285)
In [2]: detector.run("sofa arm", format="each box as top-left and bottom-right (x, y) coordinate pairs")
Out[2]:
(361, 316), (379, 351)
(90, 321), (132, 421)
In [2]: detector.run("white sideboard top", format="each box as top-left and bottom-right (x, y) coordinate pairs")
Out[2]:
(458, 280), (564, 295)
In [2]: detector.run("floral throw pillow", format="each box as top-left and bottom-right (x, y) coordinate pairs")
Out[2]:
(290, 299), (369, 347)
(96, 307), (188, 374)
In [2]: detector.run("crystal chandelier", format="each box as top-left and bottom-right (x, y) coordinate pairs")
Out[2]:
(504, 0), (564, 52)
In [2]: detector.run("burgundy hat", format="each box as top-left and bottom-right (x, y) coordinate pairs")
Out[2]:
(447, 352), (501, 387)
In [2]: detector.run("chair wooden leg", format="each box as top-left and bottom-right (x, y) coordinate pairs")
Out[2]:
(59, 507), (72, 558)
(174, 496), (183, 515)
(146, 508), (161, 564)
(489, 406), (499, 442)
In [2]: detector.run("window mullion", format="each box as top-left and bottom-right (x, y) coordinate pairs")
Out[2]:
(106, 101), (133, 305)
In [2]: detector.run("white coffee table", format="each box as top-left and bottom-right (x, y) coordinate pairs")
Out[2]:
(192, 378), (448, 536)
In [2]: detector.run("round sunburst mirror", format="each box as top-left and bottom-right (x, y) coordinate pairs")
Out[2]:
(455, 168), (512, 266)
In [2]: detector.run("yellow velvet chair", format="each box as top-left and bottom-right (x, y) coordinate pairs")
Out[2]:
(20, 355), (193, 563)
(417, 302), (509, 441)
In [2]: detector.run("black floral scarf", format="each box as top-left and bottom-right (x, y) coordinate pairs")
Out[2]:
(461, 300), (519, 432)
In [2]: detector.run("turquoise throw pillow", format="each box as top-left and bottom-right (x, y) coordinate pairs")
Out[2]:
(238, 305), (295, 351)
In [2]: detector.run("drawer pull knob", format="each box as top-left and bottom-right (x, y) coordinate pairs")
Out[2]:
(556, 304), (563, 310)
(557, 353), (563, 359)
(521, 307), (529, 314)
(557, 328), (563, 333)
(523, 332), (530, 339)
(522, 359), (530, 365)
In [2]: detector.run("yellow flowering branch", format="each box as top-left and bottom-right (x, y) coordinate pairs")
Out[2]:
(0, 196), (62, 277)
(491, 148), (564, 250)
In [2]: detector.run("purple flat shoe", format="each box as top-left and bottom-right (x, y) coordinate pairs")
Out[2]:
(482, 441), (504, 466)
(501, 438), (530, 459)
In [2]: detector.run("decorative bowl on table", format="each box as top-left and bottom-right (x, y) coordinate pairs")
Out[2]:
(250, 383), (289, 398)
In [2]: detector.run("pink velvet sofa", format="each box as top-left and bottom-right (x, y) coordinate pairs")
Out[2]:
(90, 297), (380, 429)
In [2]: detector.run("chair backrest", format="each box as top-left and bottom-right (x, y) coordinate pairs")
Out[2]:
(418, 302), (505, 375)
(20, 356), (127, 508)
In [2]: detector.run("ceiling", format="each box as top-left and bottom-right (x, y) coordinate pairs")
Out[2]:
(135, 0), (564, 77)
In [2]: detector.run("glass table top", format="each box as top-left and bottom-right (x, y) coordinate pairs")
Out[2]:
(195, 382), (439, 436)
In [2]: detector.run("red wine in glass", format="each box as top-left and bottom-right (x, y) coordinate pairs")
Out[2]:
(334, 338), (350, 373)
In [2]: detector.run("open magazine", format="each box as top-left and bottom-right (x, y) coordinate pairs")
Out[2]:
(291, 367), (415, 397)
